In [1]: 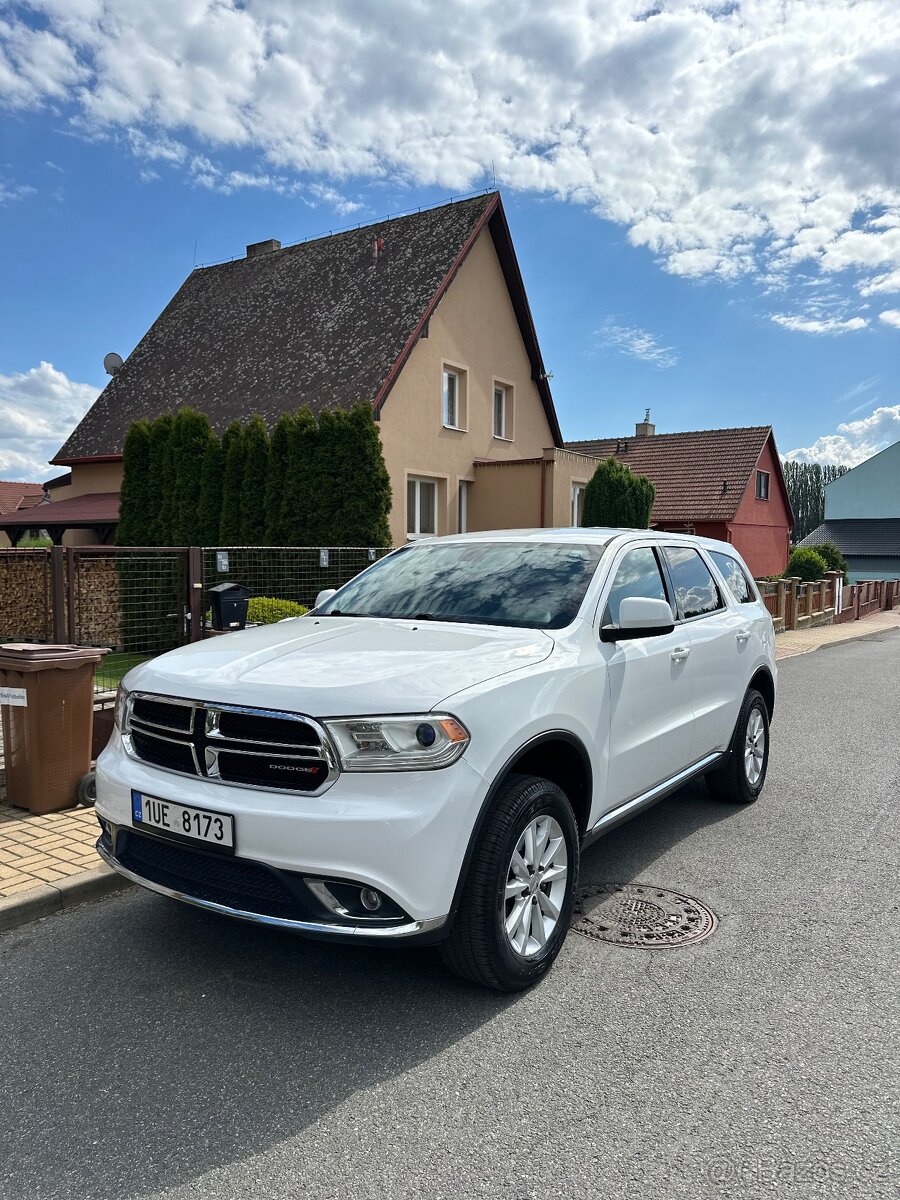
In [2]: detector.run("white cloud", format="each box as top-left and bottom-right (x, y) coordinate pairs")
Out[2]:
(771, 314), (867, 335)
(785, 404), (900, 467)
(1, 1), (899, 298)
(596, 318), (677, 368)
(0, 177), (35, 204)
(858, 269), (900, 296)
(879, 309), (900, 328)
(0, 362), (99, 480)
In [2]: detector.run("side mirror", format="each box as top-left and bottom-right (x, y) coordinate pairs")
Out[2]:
(314, 588), (337, 610)
(600, 596), (675, 642)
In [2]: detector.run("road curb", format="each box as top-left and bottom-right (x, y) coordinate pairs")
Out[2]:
(0, 865), (132, 934)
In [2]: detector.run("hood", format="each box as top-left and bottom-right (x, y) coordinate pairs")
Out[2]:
(124, 616), (554, 716)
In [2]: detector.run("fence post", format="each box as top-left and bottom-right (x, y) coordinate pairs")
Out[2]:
(784, 577), (800, 629)
(65, 547), (77, 643)
(825, 571), (841, 618)
(49, 545), (67, 643)
(187, 547), (204, 643)
(775, 578), (787, 627)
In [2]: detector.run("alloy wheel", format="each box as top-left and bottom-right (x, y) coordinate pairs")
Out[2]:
(744, 707), (766, 786)
(503, 815), (568, 957)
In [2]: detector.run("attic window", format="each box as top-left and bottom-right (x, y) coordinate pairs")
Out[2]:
(756, 470), (770, 500)
(442, 366), (467, 430)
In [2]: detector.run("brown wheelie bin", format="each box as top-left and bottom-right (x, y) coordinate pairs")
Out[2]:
(0, 643), (108, 813)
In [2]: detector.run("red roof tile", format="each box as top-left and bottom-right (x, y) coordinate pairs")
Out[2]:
(0, 481), (43, 516)
(0, 492), (119, 528)
(564, 426), (774, 523)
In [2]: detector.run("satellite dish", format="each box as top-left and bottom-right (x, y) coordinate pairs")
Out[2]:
(103, 352), (124, 375)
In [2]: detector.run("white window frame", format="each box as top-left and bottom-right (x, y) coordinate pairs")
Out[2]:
(442, 366), (467, 430)
(407, 475), (439, 539)
(457, 479), (471, 533)
(571, 482), (587, 527)
(492, 380), (514, 441)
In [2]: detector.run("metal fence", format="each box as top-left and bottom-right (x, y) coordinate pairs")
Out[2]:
(0, 544), (393, 697)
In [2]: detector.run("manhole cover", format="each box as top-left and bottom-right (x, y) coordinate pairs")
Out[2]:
(571, 883), (717, 948)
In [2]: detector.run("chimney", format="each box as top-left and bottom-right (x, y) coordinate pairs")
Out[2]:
(635, 408), (655, 437)
(246, 239), (281, 258)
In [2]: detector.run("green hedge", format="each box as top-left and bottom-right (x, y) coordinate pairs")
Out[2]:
(247, 596), (308, 624)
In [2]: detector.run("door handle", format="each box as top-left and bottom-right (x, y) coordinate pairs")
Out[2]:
(670, 646), (691, 662)
(735, 628), (751, 644)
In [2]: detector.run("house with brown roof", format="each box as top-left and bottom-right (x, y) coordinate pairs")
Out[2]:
(566, 416), (794, 576)
(0, 481), (46, 547)
(38, 192), (599, 547)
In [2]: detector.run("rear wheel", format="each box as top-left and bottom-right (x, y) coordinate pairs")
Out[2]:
(705, 688), (769, 804)
(441, 773), (579, 992)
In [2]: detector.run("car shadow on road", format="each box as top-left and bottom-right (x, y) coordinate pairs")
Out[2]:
(1, 779), (740, 1200)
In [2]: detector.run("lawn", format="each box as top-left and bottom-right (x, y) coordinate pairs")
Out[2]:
(94, 652), (150, 692)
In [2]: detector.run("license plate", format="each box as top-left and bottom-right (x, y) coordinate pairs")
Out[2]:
(131, 789), (234, 850)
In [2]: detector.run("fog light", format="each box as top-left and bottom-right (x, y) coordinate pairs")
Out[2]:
(360, 888), (382, 912)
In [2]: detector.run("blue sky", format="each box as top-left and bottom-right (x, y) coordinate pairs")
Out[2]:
(2, 0), (899, 482)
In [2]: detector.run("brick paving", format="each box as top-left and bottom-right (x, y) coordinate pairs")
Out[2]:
(0, 802), (101, 899)
(0, 608), (897, 906)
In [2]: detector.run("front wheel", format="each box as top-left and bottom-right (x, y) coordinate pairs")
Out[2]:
(440, 773), (579, 992)
(705, 688), (770, 804)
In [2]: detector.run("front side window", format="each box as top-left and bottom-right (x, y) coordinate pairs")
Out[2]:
(663, 546), (723, 619)
(710, 551), (755, 603)
(407, 476), (438, 537)
(604, 546), (669, 626)
(443, 370), (459, 428)
(315, 540), (609, 630)
(756, 470), (770, 500)
(571, 483), (586, 527)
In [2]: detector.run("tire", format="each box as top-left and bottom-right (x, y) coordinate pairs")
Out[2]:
(77, 771), (97, 807)
(705, 688), (769, 805)
(440, 773), (579, 992)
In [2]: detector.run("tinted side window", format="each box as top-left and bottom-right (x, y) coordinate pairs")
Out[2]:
(663, 546), (722, 619)
(710, 551), (754, 603)
(604, 547), (669, 625)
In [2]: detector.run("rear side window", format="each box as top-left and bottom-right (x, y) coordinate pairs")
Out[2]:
(663, 546), (723, 619)
(710, 551), (755, 604)
(604, 546), (669, 625)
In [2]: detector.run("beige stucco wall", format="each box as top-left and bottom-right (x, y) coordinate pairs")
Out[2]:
(470, 460), (543, 531)
(542, 448), (598, 528)
(51, 461), (123, 500)
(379, 228), (556, 544)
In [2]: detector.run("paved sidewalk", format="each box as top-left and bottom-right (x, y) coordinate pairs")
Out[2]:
(775, 608), (900, 659)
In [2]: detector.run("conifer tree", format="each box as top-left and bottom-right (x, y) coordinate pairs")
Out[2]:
(264, 412), (294, 545)
(116, 419), (152, 545)
(218, 420), (245, 543)
(280, 407), (320, 545)
(147, 413), (175, 544)
(170, 408), (216, 545)
(239, 415), (270, 544)
(582, 457), (655, 529)
(197, 435), (224, 545)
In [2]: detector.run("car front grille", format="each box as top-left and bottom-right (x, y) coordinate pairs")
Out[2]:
(125, 694), (336, 795)
(116, 829), (303, 919)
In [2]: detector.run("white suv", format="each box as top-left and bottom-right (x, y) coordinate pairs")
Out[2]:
(96, 529), (776, 991)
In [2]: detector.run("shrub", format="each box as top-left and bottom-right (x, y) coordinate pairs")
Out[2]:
(197, 437), (224, 545)
(247, 596), (308, 624)
(810, 541), (847, 577)
(264, 412), (294, 545)
(15, 535), (52, 548)
(170, 408), (217, 545)
(117, 419), (152, 545)
(147, 413), (175, 544)
(786, 547), (827, 581)
(218, 421), (245, 543)
(582, 457), (655, 528)
(239, 415), (269, 544)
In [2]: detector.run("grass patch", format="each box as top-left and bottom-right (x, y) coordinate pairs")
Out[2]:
(95, 652), (150, 692)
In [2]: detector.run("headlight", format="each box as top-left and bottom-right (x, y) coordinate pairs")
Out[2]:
(114, 684), (130, 732)
(323, 714), (469, 771)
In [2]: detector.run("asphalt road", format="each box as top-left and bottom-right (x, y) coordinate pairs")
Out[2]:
(1, 631), (898, 1200)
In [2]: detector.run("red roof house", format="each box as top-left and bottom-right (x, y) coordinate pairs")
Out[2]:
(566, 418), (794, 577)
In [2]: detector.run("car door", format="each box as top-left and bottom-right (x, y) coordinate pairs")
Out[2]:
(599, 543), (695, 811)
(660, 544), (746, 761)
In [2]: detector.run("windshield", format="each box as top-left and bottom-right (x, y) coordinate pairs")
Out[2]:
(315, 540), (608, 629)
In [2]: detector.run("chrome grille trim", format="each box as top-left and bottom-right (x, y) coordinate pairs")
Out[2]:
(124, 692), (339, 796)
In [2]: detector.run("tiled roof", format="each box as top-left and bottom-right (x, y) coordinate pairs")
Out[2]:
(799, 519), (900, 557)
(54, 192), (560, 461)
(0, 492), (119, 529)
(0, 482), (43, 516)
(564, 426), (774, 522)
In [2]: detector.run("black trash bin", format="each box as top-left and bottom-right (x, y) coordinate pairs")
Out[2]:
(209, 582), (250, 631)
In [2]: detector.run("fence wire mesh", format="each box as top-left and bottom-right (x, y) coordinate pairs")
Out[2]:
(200, 546), (391, 613)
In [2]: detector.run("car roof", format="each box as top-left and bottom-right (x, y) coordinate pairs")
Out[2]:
(422, 527), (738, 552)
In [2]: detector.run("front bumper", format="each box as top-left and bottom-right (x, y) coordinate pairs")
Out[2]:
(95, 729), (488, 933)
